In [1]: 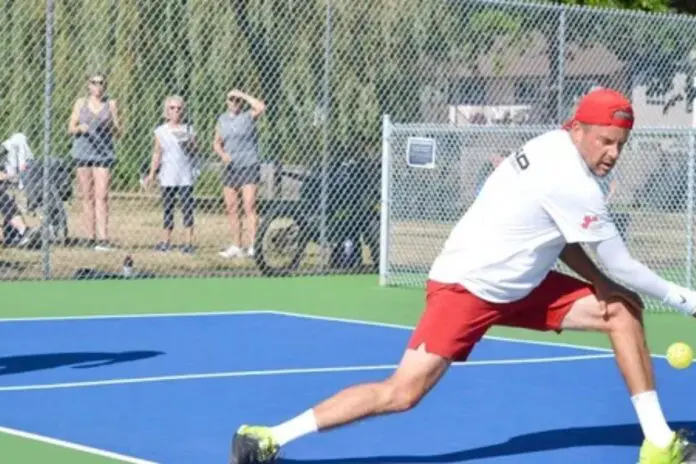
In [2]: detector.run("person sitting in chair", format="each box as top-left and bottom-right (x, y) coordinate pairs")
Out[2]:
(0, 133), (38, 247)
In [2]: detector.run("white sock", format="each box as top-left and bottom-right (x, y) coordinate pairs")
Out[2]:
(269, 410), (318, 447)
(631, 391), (674, 448)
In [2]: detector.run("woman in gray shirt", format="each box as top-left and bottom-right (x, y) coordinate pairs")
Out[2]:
(213, 89), (265, 258)
(68, 71), (122, 251)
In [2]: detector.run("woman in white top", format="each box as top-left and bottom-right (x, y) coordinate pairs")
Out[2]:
(145, 95), (198, 253)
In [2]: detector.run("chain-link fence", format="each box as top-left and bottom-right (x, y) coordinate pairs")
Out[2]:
(0, 0), (383, 280)
(1, 0), (695, 283)
(376, 2), (696, 312)
(381, 122), (695, 311)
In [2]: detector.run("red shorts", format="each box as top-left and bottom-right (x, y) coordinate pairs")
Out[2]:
(407, 271), (594, 361)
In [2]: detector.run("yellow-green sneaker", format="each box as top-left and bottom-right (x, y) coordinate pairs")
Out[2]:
(639, 431), (696, 464)
(230, 425), (280, 464)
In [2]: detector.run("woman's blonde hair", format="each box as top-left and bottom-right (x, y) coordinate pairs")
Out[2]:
(163, 95), (186, 120)
(87, 70), (107, 81)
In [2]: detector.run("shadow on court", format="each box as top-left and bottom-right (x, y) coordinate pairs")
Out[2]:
(279, 422), (696, 463)
(0, 350), (165, 375)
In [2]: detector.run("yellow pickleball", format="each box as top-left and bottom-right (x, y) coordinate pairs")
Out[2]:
(667, 342), (693, 370)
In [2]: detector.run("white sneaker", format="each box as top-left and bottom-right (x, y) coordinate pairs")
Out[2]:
(94, 240), (113, 252)
(218, 244), (243, 258)
(246, 246), (255, 257)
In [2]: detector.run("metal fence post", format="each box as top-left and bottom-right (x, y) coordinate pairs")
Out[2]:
(42, 0), (55, 280)
(379, 114), (392, 286)
(319, 0), (332, 273)
(556, 6), (566, 124)
(688, 76), (696, 288)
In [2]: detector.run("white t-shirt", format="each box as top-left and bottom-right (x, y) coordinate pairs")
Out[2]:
(428, 129), (619, 303)
(154, 124), (196, 187)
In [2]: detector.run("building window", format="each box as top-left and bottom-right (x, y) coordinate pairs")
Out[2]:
(451, 77), (487, 105)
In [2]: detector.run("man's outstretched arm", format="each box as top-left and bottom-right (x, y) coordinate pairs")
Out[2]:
(540, 182), (696, 315)
(560, 243), (642, 310)
(588, 236), (696, 317)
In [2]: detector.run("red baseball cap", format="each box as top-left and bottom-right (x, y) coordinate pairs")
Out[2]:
(562, 88), (634, 130)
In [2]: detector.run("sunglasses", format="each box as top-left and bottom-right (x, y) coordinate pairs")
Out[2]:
(227, 96), (242, 103)
(90, 79), (105, 85)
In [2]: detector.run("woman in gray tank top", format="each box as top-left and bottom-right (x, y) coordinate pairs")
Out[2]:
(213, 89), (265, 259)
(68, 72), (122, 251)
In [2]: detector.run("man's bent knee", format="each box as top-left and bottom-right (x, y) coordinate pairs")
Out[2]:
(378, 380), (425, 412)
(605, 299), (644, 332)
(381, 345), (450, 413)
(562, 294), (644, 333)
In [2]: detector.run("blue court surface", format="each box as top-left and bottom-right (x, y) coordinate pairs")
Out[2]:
(0, 310), (694, 463)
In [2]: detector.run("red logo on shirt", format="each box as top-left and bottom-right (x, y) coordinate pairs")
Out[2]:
(581, 215), (599, 229)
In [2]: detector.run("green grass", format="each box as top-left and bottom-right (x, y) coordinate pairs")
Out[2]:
(0, 432), (117, 463)
(0, 274), (693, 462)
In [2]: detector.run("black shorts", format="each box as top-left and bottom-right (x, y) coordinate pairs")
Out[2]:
(223, 164), (260, 189)
(74, 159), (115, 169)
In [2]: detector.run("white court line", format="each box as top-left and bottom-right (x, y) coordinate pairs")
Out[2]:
(0, 309), (270, 323)
(0, 425), (155, 463)
(0, 353), (615, 392)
